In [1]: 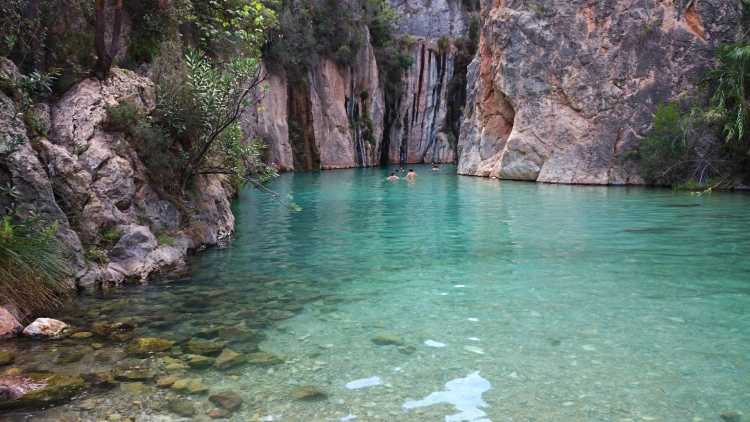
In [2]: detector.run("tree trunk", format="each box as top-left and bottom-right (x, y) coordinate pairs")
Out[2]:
(93, 0), (123, 80)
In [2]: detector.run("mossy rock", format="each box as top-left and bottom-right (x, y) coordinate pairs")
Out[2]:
(0, 351), (15, 366)
(245, 352), (284, 366)
(126, 337), (174, 356)
(184, 339), (225, 356)
(114, 367), (154, 382)
(291, 385), (327, 401)
(71, 331), (94, 339)
(0, 372), (86, 410)
(371, 333), (405, 346)
(167, 397), (196, 417)
(185, 354), (214, 369)
(214, 349), (244, 370)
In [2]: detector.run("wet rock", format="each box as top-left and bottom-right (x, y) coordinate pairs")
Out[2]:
(209, 391), (243, 411)
(214, 349), (244, 370)
(71, 331), (94, 339)
(398, 345), (417, 355)
(185, 354), (215, 369)
(0, 307), (23, 339)
(92, 322), (114, 337)
(156, 375), (178, 388)
(208, 408), (230, 418)
(161, 356), (189, 371)
(22, 318), (68, 338)
(194, 327), (221, 339)
(56, 348), (88, 364)
(720, 411), (742, 422)
(120, 382), (146, 395)
(291, 385), (327, 401)
(0, 372), (86, 410)
(171, 378), (207, 394)
(246, 352), (284, 366)
(126, 337), (174, 356)
(185, 339), (225, 356)
(114, 367), (154, 382)
(371, 333), (404, 346)
(167, 397), (196, 417)
(87, 371), (116, 388)
(0, 351), (15, 366)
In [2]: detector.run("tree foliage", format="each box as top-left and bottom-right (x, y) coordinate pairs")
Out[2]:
(706, 43), (750, 149)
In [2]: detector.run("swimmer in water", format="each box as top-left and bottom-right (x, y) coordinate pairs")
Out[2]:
(387, 172), (400, 181)
(405, 169), (416, 181)
(432, 163), (440, 171)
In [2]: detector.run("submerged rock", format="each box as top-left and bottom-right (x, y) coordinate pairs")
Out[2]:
(0, 372), (86, 410)
(0, 351), (15, 366)
(291, 385), (327, 401)
(22, 318), (68, 338)
(209, 391), (243, 411)
(214, 349), (244, 370)
(185, 339), (225, 356)
(720, 411), (742, 422)
(185, 354), (215, 369)
(114, 367), (154, 382)
(126, 337), (174, 356)
(371, 334), (405, 346)
(0, 308), (23, 339)
(246, 352), (284, 366)
(56, 348), (89, 364)
(71, 331), (94, 339)
(156, 375), (178, 388)
(171, 378), (207, 394)
(167, 397), (196, 417)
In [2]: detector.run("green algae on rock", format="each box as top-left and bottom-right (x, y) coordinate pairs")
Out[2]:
(126, 337), (174, 355)
(0, 372), (86, 410)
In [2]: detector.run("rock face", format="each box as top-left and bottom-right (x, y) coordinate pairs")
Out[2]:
(457, 0), (742, 184)
(385, 38), (462, 165)
(0, 60), (235, 287)
(245, 3), (473, 168)
(247, 30), (385, 170)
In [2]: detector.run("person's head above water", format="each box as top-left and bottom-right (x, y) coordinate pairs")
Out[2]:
(408, 169), (414, 172)
(390, 172), (395, 176)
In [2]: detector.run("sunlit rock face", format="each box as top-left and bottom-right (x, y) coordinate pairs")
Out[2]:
(458, 0), (741, 184)
(389, 0), (469, 38)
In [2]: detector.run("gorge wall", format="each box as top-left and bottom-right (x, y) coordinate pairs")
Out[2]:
(457, 0), (742, 184)
(244, 0), (473, 170)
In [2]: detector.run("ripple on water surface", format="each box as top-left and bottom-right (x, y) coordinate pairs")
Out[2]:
(2, 165), (750, 421)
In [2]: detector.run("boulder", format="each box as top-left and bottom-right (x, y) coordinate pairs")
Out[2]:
(22, 318), (68, 338)
(214, 349), (244, 370)
(185, 339), (225, 356)
(126, 337), (174, 356)
(0, 308), (22, 339)
(0, 372), (86, 410)
(208, 391), (243, 411)
(167, 397), (196, 417)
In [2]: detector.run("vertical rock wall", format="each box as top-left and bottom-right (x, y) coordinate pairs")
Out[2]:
(457, 0), (742, 184)
(385, 39), (459, 165)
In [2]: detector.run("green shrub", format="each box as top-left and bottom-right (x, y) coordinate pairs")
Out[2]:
(0, 216), (71, 314)
(105, 101), (142, 132)
(638, 103), (692, 186)
(85, 245), (109, 265)
(100, 226), (123, 246)
(157, 233), (176, 246)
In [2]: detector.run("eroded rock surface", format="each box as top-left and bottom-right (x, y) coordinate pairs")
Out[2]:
(457, 0), (741, 184)
(1, 62), (235, 287)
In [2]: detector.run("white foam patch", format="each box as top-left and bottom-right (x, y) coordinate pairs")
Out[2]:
(424, 340), (447, 348)
(403, 371), (492, 422)
(345, 376), (382, 390)
(468, 337), (481, 342)
(340, 415), (357, 422)
(454, 285), (466, 288)
(467, 318), (479, 322)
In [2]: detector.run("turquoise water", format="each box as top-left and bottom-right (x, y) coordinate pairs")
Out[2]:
(4, 165), (750, 421)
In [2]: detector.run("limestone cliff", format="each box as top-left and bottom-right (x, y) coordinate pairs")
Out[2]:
(457, 0), (742, 184)
(246, 1), (473, 169)
(0, 61), (234, 288)
(244, 30), (385, 171)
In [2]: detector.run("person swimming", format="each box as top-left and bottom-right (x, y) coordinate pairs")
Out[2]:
(387, 172), (400, 181)
(432, 163), (440, 171)
(406, 169), (416, 180)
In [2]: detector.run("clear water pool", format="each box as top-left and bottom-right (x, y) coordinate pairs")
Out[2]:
(4, 165), (750, 421)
